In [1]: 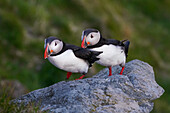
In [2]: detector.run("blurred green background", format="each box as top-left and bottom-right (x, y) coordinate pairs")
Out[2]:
(0, 0), (170, 112)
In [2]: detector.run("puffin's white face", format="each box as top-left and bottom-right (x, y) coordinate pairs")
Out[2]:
(44, 37), (63, 59)
(85, 32), (100, 46)
(49, 39), (63, 54)
(81, 30), (101, 48)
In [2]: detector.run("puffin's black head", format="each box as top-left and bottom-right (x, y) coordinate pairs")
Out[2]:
(81, 28), (101, 48)
(44, 36), (63, 59)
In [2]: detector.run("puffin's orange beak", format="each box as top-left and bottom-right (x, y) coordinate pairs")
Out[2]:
(44, 44), (48, 59)
(81, 36), (86, 48)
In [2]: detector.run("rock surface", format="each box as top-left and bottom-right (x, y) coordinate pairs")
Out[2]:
(11, 60), (164, 113)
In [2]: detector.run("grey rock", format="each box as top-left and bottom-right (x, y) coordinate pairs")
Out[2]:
(11, 59), (164, 113)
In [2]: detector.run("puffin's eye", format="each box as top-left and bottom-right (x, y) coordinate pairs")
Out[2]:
(91, 34), (94, 38)
(55, 42), (57, 46)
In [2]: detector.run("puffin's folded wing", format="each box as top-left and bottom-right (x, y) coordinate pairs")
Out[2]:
(73, 48), (102, 67)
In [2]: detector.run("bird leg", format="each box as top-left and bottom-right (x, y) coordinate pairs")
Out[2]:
(66, 72), (72, 79)
(119, 66), (125, 75)
(76, 75), (85, 80)
(109, 67), (112, 76)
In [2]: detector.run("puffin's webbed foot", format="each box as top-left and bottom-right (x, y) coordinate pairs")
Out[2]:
(75, 75), (85, 80)
(119, 66), (125, 75)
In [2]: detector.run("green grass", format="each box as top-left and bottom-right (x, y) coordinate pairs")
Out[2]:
(0, 89), (46, 113)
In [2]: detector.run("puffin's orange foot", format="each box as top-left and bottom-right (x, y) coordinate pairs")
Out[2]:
(119, 67), (125, 75)
(108, 67), (112, 76)
(75, 75), (85, 80)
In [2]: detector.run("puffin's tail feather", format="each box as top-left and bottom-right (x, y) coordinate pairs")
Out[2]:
(123, 40), (130, 57)
(120, 39), (128, 43)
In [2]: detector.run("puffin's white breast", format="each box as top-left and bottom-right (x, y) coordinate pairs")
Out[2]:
(90, 45), (126, 67)
(48, 50), (89, 74)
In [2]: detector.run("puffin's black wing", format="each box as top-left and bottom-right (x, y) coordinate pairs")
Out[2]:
(72, 47), (102, 67)
(74, 48), (102, 67)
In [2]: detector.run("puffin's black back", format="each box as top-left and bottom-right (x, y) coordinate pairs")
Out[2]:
(86, 36), (130, 58)
(87, 37), (122, 49)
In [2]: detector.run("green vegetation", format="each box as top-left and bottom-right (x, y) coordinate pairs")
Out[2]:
(0, 90), (45, 113)
(0, 0), (169, 112)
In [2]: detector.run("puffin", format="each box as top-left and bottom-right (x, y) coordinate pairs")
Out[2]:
(44, 36), (102, 80)
(81, 28), (130, 76)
